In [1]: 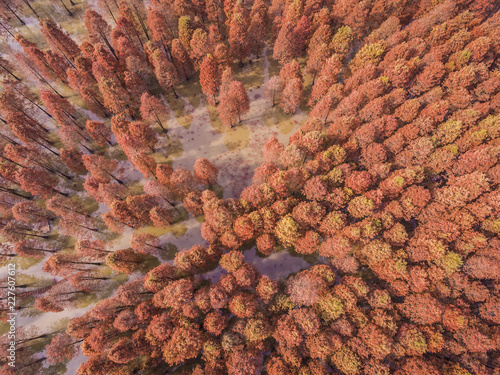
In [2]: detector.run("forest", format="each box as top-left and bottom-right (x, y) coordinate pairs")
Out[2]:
(0, 0), (500, 374)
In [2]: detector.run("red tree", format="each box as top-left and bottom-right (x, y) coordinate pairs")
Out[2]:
(218, 80), (250, 127)
(200, 54), (220, 105)
(194, 158), (219, 186)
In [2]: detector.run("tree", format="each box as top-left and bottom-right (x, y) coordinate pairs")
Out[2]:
(86, 120), (113, 146)
(218, 80), (250, 127)
(178, 16), (194, 49)
(84, 9), (116, 59)
(163, 327), (203, 366)
(13, 51), (63, 97)
(130, 233), (163, 256)
(293, 15), (310, 57)
(308, 55), (342, 107)
(190, 28), (211, 70)
(228, 4), (250, 65)
(280, 60), (303, 84)
(116, 2), (145, 50)
(95, 68), (132, 116)
(147, 8), (174, 54)
(264, 76), (282, 107)
(40, 18), (80, 65)
(16, 167), (65, 197)
(82, 155), (123, 185)
(273, 22), (296, 65)
(149, 44), (180, 97)
(139, 93), (169, 133)
(248, 11), (267, 58)
(106, 248), (146, 274)
(306, 24), (332, 82)
(200, 54), (220, 105)
(310, 84), (343, 123)
(194, 158), (219, 186)
(68, 57), (108, 116)
(15, 34), (69, 83)
(40, 89), (84, 130)
(128, 121), (158, 152)
(12, 201), (54, 225)
(171, 38), (193, 81)
(61, 148), (87, 173)
(280, 78), (303, 114)
(46, 333), (80, 364)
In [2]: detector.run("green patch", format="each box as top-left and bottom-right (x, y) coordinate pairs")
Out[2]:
(167, 94), (194, 129)
(176, 75), (202, 109)
(168, 223), (188, 237)
(81, 196), (100, 214)
(263, 107), (298, 134)
(138, 255), (162, 274)
(39, 363), (68, 375)
(207, 105), (225, 133)
(0, 322), (9, 336)
(137, 225), (172, 237)
(107, 146), (128, 161)
(49, 317), (71, 332)
(213, 184), (224, 199)
(224, 125), (251, 150)
(76, 292), (99, 309)
(160, 243), (179, 260)
(266, 54), (282, 77)
(127, 181), (146, 195)
(14, 256), (44, 270)
(164, 135), (184, 158)
(233, 58), (266, 90)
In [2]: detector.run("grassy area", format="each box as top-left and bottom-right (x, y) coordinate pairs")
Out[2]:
(167, 93), (194, 129)
(263, 106), (302, 134)
(234, 56), (266, 89)
(207, 105), (252, 150)
(176, 72), (203, 109)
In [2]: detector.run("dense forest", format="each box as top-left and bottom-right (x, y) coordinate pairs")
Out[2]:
(1, 0), (500, 374)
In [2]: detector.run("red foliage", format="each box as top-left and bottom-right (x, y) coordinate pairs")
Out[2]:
(218, 79), (250, 127)
(200, 54), (220, 105)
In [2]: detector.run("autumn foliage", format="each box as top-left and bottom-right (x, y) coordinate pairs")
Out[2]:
(1, 1), (500, 375)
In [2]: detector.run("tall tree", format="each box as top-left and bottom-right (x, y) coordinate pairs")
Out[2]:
(273, 22), (296, 65)
(306, 24), (332, 83)
(200, 54), (220, 105)
(194, 158), (219, 187)
(148, 44), (180, 97)
(85, 9), (117, 59)
(228, 1), (250, 65)
(147, 7), (175, 55)
(86, 120), (113, 146)
(171, 38), (193, 81)
(190, 28), (211, 70)
(16, 167), (65, 197)
(40, 18), (80, 66)
(82, 154), (124, 185)
(280, 78), (303, 114)
(264, 76), (282, 107)
(218, 79), (250, 127)
(0, 55), (21, 81)
(140, 92), (170, 133)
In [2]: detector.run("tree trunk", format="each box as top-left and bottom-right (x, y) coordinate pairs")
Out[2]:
(58, 0), (72, 16)
(3, 1), (25, 25)
(22, 0), (39, 18)
(0, 63), (21, 81)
